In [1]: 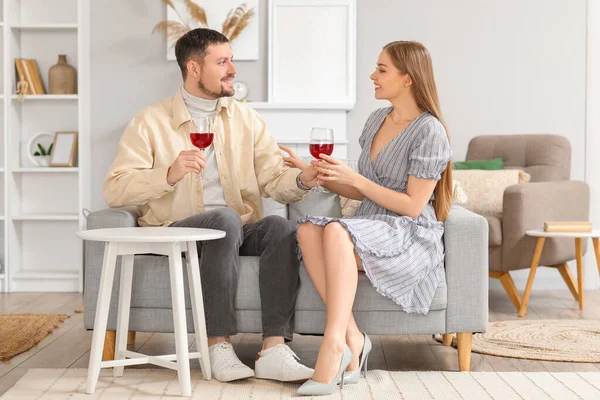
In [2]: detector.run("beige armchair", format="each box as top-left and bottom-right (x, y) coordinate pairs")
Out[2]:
(465, 134), (590, 312)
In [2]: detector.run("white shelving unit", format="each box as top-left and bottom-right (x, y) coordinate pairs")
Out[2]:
(10, 94), (78, 100)
(1, 0), (90, 292)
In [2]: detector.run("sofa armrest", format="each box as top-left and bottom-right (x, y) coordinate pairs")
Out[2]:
(502, 181), (590, 270)
(83, 207), (140, 329)
(444, 205), (489, 333)
(86, 207), (141, 229)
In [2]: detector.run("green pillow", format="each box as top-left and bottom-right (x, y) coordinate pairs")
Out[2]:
(453, 157), (504, 170)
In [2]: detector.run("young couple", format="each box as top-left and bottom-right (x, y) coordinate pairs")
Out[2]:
(103, 28), (452, 396)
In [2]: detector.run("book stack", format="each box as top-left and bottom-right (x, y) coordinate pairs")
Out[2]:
(544, 221), (592, 233)
(14, 58), (46, 95)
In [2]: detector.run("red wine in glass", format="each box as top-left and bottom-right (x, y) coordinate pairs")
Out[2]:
(190, 117), (213, 181)
(190, 133), (214, 149)
(309, 143), (334, 160)
(309, 127), (334, 192)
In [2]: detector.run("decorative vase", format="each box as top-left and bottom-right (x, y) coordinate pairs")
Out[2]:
(33, 156), (50, 167)
(48, 54), (77, 94)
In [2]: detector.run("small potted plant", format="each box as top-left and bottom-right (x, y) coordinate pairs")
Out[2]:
(33, 143), (53, 167)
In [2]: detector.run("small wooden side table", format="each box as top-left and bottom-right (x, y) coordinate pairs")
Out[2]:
(519, 229), (600, 317)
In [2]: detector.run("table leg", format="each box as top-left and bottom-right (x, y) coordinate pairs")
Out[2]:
(518, 237), (545, 317)
(185, 241), (212, 381)
(168, 242), (192, 397)
(555, 263), (579, 301)
(593, 238), (600, 277)
(86, 242), (118, 394)
(575, 238), (584, 310)
(114, 254), (135, 377)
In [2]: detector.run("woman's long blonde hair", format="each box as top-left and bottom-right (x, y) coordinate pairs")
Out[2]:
(383, 41), (452, 222)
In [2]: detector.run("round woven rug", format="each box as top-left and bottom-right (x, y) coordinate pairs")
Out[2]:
(436, 320), (600, 362)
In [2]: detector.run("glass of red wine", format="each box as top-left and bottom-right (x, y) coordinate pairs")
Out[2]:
(309, 127), (334, 193)
(190, 117), (214, 181)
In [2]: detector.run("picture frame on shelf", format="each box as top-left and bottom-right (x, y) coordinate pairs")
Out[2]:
(49, 132), (78, 167)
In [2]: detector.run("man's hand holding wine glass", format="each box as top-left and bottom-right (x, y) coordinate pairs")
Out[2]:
(279, 145), (310, 170)
(279, 142), (360, 189)
(278, 144), (319, 189)
(166, 150), (207, 185)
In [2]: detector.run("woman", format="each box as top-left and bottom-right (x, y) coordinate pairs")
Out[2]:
(289, 41), (453, 396)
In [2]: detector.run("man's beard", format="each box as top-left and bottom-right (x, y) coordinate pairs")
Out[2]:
(198, 76), (235, 99)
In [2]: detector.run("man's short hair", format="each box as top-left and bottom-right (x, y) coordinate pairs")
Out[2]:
(175, 28), (229, 79)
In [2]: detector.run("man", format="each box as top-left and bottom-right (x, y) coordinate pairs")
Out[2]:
(103, 28), (318, 383)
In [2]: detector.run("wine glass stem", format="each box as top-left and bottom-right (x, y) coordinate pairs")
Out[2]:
(195, 149), (205, 181)
(314, 159), (326, 192)
(202, 149), (207, 179)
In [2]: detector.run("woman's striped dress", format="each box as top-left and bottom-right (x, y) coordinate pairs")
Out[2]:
(298, 107), (453, 314)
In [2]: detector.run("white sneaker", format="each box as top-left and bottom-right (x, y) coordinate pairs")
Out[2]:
(208, 342), (255, 382)
(254, 344), (314, 383)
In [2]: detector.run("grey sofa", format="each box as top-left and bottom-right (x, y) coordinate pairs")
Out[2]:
(465, 135), (590, 311)
(83, 195), (489, 371)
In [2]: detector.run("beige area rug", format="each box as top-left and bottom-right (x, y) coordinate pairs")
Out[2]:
(3, 368), (600, 399)
(435, 320), (600, 362)
(0, 314), (69, 361)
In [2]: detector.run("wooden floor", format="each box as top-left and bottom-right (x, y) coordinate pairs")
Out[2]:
(1, 289), (600, 396)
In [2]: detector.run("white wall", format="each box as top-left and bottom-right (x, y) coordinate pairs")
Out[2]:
(91, 0), (593, 290)
(586, 0), (600, 291)
(350, 0), (587, 171)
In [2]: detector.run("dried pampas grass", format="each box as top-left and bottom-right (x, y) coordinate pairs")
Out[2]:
(153, 0), (255, 45)
(152, 21), (189, 45)
(222, 3), (255, 41)
(183, 0), (208, 27)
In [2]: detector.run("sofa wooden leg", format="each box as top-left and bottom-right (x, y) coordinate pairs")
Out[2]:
(127, 331), (136, 346)
(457, 332), (472, 372)
(103, 330), (116, 362)
(489, 271), (522, 311)
(442, 334), (453, 346)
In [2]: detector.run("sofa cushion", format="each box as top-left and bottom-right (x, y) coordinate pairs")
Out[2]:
(485, 215), (502, 246)
(125, 255), (181, 309)
(261, 197), (288, 219)
(340, 196), (362, 217)
(453, 157), (504, 170)
(288, 190), (342, 223)
(237, 257), (447, 312)
(452, 169), (521, 216)
(124, 255), (447, 312)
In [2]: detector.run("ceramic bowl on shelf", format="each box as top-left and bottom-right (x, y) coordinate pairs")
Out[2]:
(33, 156), (50, 167)
(26, 131), (55, 167)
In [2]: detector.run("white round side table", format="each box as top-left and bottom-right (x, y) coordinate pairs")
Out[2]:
(76, 227), (226, 397)
(520, 229), (600, 317)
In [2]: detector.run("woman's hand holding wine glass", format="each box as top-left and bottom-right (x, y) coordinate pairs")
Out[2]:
(310, 154), (362, 187)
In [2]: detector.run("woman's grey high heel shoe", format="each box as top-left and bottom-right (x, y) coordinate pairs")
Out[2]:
(297, 345), (352, 396)
(343, 332), (372, 384)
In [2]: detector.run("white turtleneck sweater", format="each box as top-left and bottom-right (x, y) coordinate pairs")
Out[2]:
(181, 87), (227, 211)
